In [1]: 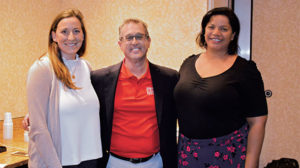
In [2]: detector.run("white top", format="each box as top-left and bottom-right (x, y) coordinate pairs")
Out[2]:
(59, 56), (102, 165)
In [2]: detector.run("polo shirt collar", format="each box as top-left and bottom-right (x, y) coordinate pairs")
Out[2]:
(119, 59), (151, 80)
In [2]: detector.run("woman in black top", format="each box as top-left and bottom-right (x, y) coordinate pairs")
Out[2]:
(174, 7), (268, 168)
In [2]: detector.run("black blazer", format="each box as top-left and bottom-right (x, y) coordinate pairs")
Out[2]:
(91, 61), (178, 168)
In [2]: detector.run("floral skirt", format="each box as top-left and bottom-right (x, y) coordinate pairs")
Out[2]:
(178, 124), (249, 168)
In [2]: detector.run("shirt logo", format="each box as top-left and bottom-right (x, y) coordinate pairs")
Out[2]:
(146, 87), (154, 95)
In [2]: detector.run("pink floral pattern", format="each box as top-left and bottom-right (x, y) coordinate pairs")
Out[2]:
(193, 152), (198, 158)
(187, 146), (191, 152)
(178, 124), (249, 168)
(214, 152), (220, 158)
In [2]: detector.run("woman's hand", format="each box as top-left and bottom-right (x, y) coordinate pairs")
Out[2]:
(22, 113), (30, 131)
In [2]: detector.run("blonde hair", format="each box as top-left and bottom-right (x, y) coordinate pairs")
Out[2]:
(48, 9), (86, 89)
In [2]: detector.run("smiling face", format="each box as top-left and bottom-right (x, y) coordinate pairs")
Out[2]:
(51, 17), (84, 60)
(204, 15), (235, 52)
(118, 22), (151, 63)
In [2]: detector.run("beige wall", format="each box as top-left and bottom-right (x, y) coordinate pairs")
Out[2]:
(0, 0), (206, 120)
(252, 0), (300, 166)
(207, 0), (231, 10)
(0, 0), (61, 120)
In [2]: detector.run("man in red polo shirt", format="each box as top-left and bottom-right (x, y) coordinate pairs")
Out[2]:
(23, 18), (178, 167)
(92, 19), (178, 167)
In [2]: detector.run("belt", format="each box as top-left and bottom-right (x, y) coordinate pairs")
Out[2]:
(110, 152), (158, 164)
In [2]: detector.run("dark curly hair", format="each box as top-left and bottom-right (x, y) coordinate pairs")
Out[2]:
(196, 7), (240, 55)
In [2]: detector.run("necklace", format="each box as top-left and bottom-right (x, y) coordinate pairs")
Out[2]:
(72, 72), (76, 79)
(62, 55), (79, 80)
(70, 61), (79, 79)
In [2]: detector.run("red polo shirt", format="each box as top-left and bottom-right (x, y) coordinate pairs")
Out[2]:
(110, 60), (160, 158)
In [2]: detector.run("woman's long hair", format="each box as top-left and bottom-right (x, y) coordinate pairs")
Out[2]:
(47, 9), (87, 89)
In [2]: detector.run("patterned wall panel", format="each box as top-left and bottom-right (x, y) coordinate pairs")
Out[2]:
(0, 0), (62, 120)
(252, 0), (300, 166)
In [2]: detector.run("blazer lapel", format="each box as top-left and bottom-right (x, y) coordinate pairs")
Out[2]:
(149, 63), (164, 127)
(104, 62), (122, 131)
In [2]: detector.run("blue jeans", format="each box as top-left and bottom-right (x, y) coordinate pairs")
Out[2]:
(106, 152), (163, 168)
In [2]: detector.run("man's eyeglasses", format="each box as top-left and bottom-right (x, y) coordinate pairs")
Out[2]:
(120, 33), (148, 42)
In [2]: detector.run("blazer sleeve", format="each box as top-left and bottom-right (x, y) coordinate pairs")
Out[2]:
(27, 60), (62, 167)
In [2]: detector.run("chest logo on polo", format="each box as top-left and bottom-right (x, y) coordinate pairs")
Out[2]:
(146, 87), (154, 95)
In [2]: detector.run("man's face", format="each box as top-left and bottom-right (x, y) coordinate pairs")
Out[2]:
(118, 22), (151, 63)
